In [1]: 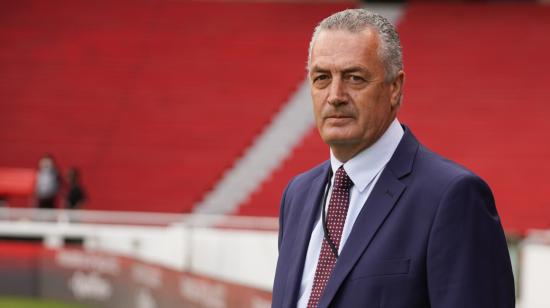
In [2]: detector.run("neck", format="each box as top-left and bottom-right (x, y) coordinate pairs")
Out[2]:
(331, 143), (371, 163)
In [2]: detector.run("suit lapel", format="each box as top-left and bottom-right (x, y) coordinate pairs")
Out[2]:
(282, 162), (330, 308)
(318, 128), (419, 308)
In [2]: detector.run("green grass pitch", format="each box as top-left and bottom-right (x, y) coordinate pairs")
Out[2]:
(0, 297), (91, 308)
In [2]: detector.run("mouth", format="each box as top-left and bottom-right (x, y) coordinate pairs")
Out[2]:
(324, 114), (354, 125)
(325, 114), (354, 120)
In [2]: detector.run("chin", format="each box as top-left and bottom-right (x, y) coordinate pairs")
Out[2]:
(322, 135), (359, 146)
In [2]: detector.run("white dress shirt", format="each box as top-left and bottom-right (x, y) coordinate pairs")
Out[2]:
(297, 118), (404, 307)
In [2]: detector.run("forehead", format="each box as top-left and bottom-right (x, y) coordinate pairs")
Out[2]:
(310, 29), (382, 71)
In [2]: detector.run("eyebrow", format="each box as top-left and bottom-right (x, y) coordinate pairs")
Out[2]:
(342, 66), (369, 75)
(310, 65), (370, 75)
(310, 65), (329, 74)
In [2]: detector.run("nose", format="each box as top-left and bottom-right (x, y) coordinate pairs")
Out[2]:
(327, 77), (347, 106)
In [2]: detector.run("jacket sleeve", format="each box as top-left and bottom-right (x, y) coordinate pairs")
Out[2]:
(278, 178), (294, 251)
(427, 174), (515, 308)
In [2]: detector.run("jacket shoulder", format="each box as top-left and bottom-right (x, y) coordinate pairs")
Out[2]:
(285, 160), (329, 195)
(411, 143), (492, 199)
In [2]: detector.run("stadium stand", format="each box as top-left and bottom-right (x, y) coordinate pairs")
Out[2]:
(1, 1), (549, 233)
(0, 0), (352, 212)
(237, 127), (326, 217)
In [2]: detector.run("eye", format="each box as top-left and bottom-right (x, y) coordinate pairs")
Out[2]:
(347, 74), (365, 83)
(313, 74), (329, 82)
(312, 74), (331, 87)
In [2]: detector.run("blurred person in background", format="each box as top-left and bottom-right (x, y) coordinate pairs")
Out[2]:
(34, 154), (61, 209)
(272, 9), (514, 308)
(64, 167), (86, 209)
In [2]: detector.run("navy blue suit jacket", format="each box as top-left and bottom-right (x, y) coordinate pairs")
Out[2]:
(272, 127), (515, 308)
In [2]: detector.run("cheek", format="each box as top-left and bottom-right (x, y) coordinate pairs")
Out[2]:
(312, 93), (326, 116)
(312, 102), (323, 123)
(352, 95), (384, 129)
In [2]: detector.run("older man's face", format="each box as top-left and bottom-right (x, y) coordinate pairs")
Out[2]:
(309, 29), (403, 161)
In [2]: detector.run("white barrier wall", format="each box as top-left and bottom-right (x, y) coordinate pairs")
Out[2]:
(520, 232), (550, 308)
(85, 224), (190, 271)
(88, 224), (279, 291)
(190, 228), (278, 291)
(0, 212), (279, 293)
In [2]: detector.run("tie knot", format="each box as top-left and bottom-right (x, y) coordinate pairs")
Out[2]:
(334, 166), (353, 190)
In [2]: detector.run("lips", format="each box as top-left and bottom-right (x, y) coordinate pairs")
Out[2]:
(324, 114), (354, 127)
(325, 114), (354, 120)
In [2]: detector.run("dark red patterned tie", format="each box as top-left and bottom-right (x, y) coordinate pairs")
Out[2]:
(307, 166), (353, 308)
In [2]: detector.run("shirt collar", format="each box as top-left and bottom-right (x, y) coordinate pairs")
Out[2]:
(330, 118), (404, 192)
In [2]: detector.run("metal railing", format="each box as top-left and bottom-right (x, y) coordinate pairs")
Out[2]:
(0, 207), (278, 230)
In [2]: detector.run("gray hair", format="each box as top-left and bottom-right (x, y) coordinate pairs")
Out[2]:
(307, 9), (403, 82)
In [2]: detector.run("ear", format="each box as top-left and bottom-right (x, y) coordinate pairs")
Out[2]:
(390, 71), (405, 108)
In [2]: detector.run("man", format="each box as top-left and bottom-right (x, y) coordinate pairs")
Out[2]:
(35, 154), (61, 209)
(272, 9), (514, 308)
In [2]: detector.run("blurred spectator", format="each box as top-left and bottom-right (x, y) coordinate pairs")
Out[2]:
(65, 167), (86, 209)
(34, 154), (61, 209)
